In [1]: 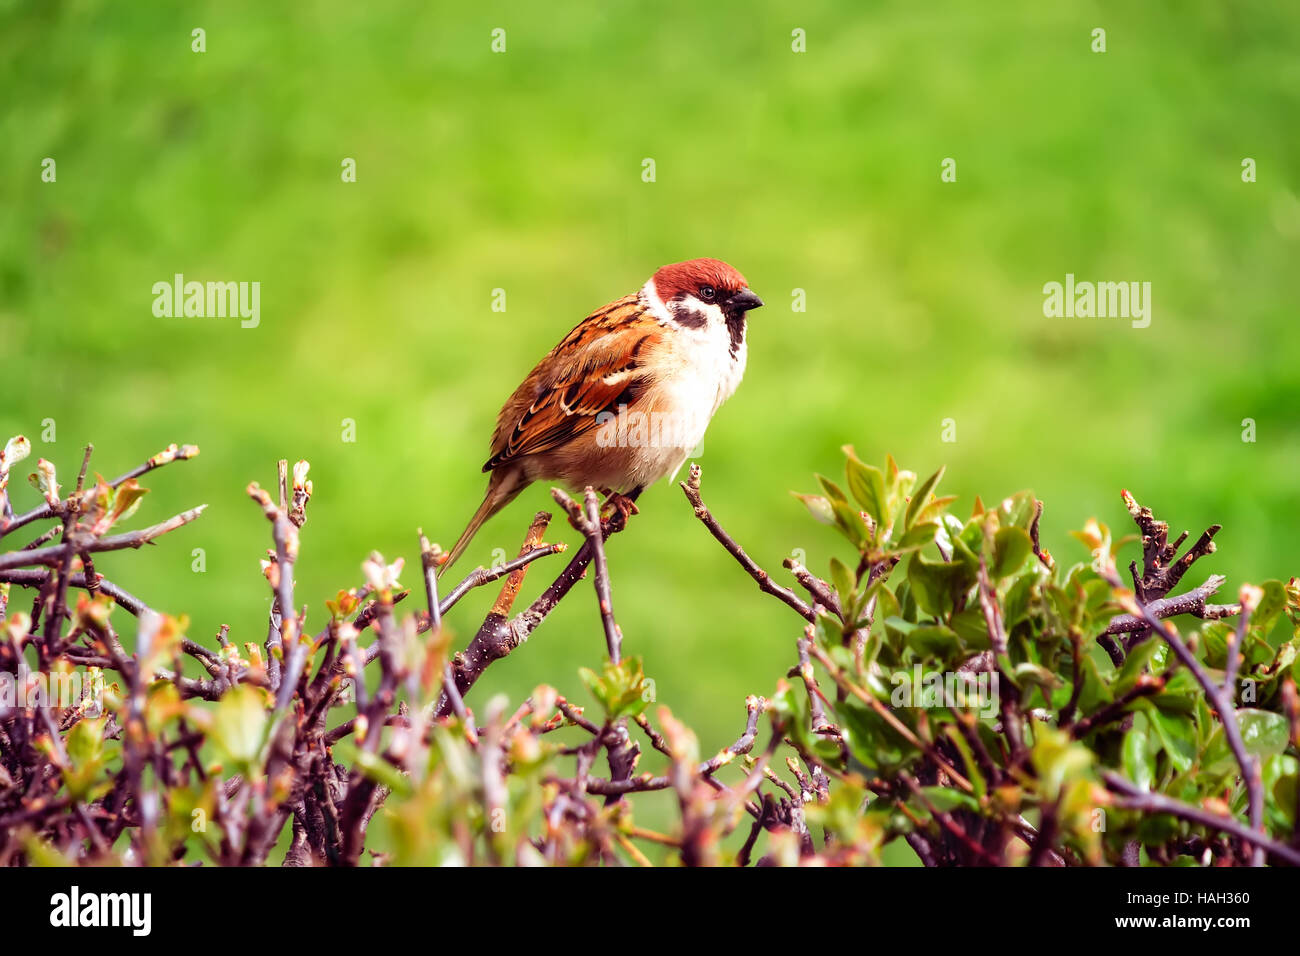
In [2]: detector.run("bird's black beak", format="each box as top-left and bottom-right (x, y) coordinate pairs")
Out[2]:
(725, 289), (764, 313)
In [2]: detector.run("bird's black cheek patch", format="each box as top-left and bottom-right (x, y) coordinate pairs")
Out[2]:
(668, 294), (707, 330)
(676, 309), (708, 329)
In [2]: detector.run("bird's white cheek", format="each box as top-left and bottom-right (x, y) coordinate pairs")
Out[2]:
(640, 280), (674, 323)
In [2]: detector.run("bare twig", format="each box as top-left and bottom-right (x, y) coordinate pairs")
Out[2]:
(1101, 574), (1239, 636)
(0, 505), (207, 571)
(1104, 773), (1300, 867)
(1109, 570), (1266, 866)
(0, 443), (199, 540)
(681, 464), (813, 622)
(553, 488), (623, 663)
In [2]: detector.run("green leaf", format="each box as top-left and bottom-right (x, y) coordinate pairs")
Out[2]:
(28, 459), (59, 503)
(110, 479), (149, 526)
(915, 786), (979, 814)
(1201, 621), (1233, 668)
(1114, 639), (1163, 696)
(839, 698), (914, 772)
(1200, 712), (1286, 777)
(915, 494), (959, 526)
(579, 657), (652, 719)
(66, 716), (106, 765)
(1121, 724), (1155, 791)
(905, 624), (962, 658)
(829, 557), (856, 608)
(906, 553), (976, 619)
(1250, 580), (1288, 638)
(210, 684), (270, 770)
(1030, 725), (1094, 800)
(1266, 755), (1298, 830)
(991, 527), (1033, 580)
(792, 493), (835, 526)
(1002, 573), (1037, 628)
(1013, 662), (1062, 691)
(905, 465), (946, 531)
(885, 455), (917, 518)
(893, 521), (938, 555)
(813, 609), (843, 650)
(1237, 708), (1290, 758)
(1152, 668), (1199, 713)
(62, 717), (110, 801)
(943, 725), (986, 799)
(828, 498), (870, 548)
(862, 581), (901, 627)
(950, 606), (992, 650)
(955, 520), (986, 562)
(817, 474), (849, 505)
(1075, 654), (1113, 714)
(999, 491), (1040, 532)
(2, 434), (31, 466)
(1267, 642), (1298, 690)
(1138, 700), (1196, 774)
(355, 748), (411, 796)
(813, 475), (870, 546)
(843, 450), (888, 527)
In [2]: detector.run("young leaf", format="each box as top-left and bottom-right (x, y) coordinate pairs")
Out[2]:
(793, 492), (835, 526)
(829, 557), (856, 608)
(842, 449), (888, 528)
(905, 465), (945, 530)
(208, 684), (270, 771)
(991, 527), (1033, 579)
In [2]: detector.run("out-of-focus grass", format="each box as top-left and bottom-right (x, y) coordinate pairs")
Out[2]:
(2, 0), (1298, 761)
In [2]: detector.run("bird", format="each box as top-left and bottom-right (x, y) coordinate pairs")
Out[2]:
(439, 257), (764, 577)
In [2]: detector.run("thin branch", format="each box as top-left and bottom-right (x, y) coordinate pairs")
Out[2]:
(553, 488), (622, 663)
(0, 443), (199, 540)
(1104, 773), (1300, 867)
(420, 530), (465, 722)
(1101, 574), (1239, 635)
(680, 463), (813, 622)
(0, 569), (150, 616)
(428, 543), (565, 625)
(1110, 571), (1266, 866)
(977, 556), (1024, 759)
(1069, 675), (1164, 738)
(0, 505), (207, 571)
(437, 490), (639, 716)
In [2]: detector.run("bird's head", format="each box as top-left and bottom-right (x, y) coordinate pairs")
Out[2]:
(645, 258), (764, 334)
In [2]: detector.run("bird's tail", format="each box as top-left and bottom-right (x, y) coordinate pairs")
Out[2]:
(438, 472), (526, 579)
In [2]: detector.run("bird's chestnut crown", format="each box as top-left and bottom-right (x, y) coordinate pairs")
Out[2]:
(652, 258), (763, 315)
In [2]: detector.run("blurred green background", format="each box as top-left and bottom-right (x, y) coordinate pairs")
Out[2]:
(3, 0), (1298, 766)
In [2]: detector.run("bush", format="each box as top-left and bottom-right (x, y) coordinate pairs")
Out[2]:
(0, 437), (1296, 866)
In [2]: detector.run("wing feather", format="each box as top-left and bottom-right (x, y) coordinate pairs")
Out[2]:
(484, 296), (660, 472)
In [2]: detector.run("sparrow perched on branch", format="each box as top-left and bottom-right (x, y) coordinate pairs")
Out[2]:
(440, 257), (763, 576)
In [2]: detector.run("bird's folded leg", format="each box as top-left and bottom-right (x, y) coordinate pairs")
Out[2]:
(599, 490), (641, 534)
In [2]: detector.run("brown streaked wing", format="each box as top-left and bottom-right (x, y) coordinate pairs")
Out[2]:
(483, 296), (659, 472)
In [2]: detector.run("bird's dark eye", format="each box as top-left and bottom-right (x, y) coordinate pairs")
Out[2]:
(699, 285), (716, 301)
